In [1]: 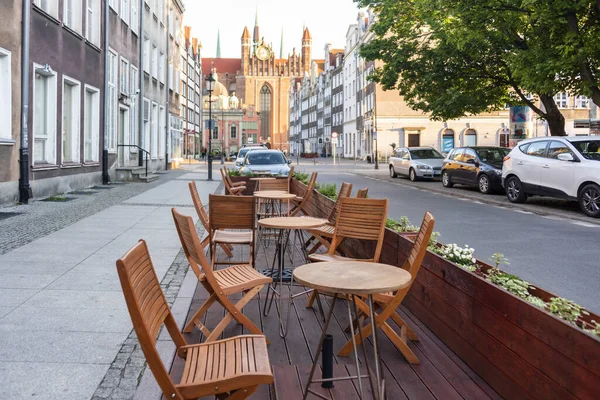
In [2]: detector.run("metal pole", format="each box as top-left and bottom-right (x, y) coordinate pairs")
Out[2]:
(18, 0), (33, 203)
(101, 0), (110, 184)
(165, 3), (170, 170)
(138, 0), (145, 167)
(207, 87), (213, 180)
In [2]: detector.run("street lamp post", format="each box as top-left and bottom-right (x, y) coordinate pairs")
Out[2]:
(205, 73), (215, 181)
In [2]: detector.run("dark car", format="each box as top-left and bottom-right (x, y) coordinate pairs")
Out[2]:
(441, 147), (511, 194)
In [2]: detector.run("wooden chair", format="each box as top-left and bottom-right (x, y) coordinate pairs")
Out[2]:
(224, 167), (246, 188)
(356, 187), (368, 198)
(220, 168), (246, 196)
(209, 194), (255, 266)
(188, 181), (233, 258)
(305, 197), (388, 309)
(290, 172), (318, 216)
(116, 239), (273, 400)
(305, 182), (353, 255)
(171, 208), (271, 341)
(337, 212), (435, 364)
(258, 178), (289, 192)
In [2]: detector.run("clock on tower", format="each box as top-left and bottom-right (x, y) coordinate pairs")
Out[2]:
(255, 45), (272, 61)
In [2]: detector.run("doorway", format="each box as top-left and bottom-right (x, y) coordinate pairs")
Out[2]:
(408, 133), (421, 147)
(118, 107), (130, 166)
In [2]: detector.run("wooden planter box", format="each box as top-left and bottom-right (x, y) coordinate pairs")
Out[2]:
(290, 178), (600, 400)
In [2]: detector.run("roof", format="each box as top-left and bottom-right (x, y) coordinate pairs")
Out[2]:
(201, 58), (241, 75)
(241, 26), (250, 40)
(302, 27), (312, 41)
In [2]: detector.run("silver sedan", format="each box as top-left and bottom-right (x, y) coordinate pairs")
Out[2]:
(389, 147), (444, 181)
(239, 150), (292, 176)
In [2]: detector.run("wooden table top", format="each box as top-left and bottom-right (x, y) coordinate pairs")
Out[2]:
(254, 191), (296, 199)
(258, 216), (328, 230)
(250, 177), (277, 181)
(293, 261), (412, 295)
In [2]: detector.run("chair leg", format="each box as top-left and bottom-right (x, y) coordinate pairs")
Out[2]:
(379, 321), (420, 364)
(225, 386), (258, 400)
(390, 310), (418, 341)
(219, 242), (234, 258)
(306, 290), (317, 308)
(183, 293), (217, 334)
(206, 286), (269, 344)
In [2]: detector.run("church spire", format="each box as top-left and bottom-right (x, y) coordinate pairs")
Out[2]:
(216, 29), (221, 58)
(279, 28), (284, 59)
(253, 7), (260, 46)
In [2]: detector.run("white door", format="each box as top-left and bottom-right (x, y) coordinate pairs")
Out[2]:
(540, 140), (576, 197)
(516, 140), (549, 191)
(399, 149), (411, 176)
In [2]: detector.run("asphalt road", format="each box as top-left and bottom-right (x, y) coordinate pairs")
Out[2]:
(296, 162), (600, 313)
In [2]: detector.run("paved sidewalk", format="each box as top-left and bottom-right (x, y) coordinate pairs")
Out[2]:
(0, 170), (221, 399)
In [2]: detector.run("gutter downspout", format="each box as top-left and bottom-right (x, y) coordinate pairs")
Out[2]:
(165, 3), (170, 170)
(18, 0), (33, 203)
(102, 0), (110, 184)
(138, 0), (145, 167)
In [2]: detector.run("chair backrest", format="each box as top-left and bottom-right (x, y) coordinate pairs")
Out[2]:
(402, 212), (435, 278)
(329, 197), (388, 262)
(209, 194), (255, 231)
(116, 240), (187, 399)
(189, 181), (210, 232)
(171, 208), (216, 283)
(291, 172), (318, 216)
(327, 182), (353, 223)
(356, 188), (368, 198)
(259, 178), (289, 192)
(220, 168), (231, 189)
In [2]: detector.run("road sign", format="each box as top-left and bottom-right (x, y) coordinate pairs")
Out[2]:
(332, 132), (338, 139)
(332, 137), (338, 145)
(205, 119), (215, 129)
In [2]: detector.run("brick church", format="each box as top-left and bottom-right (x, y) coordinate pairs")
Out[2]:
(201, 15), (315, 152)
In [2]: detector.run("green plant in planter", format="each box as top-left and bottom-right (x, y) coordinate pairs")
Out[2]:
(526, 295), (547, 309)
(547, 297), (590, 324)
(584, 320), (600, 337)
(293, 172), (309, 185)
(228, 169), (242, 177)
(317, 183), (337, 200)
(488, 272), (533, 299)
(386, 216), (418, 232)
(489, 253), (510, 274)
(428, 232), (440, 249)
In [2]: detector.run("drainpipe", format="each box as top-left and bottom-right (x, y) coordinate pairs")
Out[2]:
(101, 0), (110, 184)
(165, 3), (170, 170)
(138, 0), (145, 167)
(18, 0), (33, 203)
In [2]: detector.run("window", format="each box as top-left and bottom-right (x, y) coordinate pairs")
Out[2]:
(151, 44), (158, 79)
(575, 95), (589, 109)
(182, 81), (187, 97)
(159, 105), (165, 158)
(130, 66), (139, 147)
(33, 65), (57, 164)
(120, 0), (129, 25)
(213, 125), (219, 140)
(131, 0), (139, 34)
(86, 0), (100, 46)
(63, 0), (82, 34)
(143, 37), (150, 73)
(62, 76), (81, 163)
(464, 129), (477, 146)
(554, 92), (569, 109)
(260, 85), (272, 141)
(34, 0), (58, 18)
(462, 148), (477, 164)
(107, 50), (118, 151)
(526, 141), (549, 157)
(120, 57), (129, 95)
(84, 86), (100, 162)
(408, 133), (420, 147)
(0, 48), (11, 141)
(159, 52), (165, 84)
(230, 125), (237, 139)
(109, 0), (117, 11)
(188, 85), (194, 102)
(143, 98), (150, 150)
(547, 141), (573, 159)
(151, 102), (158, 158)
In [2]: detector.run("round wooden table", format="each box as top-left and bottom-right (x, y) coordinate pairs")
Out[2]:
(258, 216), (328, 337)
(294, 261), (412, 400)
(254, 191), (297, 218)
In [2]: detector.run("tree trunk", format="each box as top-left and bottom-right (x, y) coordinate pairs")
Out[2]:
(539, 94), (566, 136)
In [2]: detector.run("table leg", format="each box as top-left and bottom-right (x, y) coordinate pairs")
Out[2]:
(347, 295), (364, 399)
(263, 229), (284, 317)
(303, 294), (338, 400)
(368, 294), (384, 400)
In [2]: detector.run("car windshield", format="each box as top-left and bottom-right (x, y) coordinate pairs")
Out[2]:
(475, 148), (510, 163)
(569, 140), (600, 161)
(410, 149), (444, 159)
(246, 152), (286, 165)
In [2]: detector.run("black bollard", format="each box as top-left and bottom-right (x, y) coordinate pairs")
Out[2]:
(321, 334), (334, 388)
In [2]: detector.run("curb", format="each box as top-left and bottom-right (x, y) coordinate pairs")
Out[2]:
(354, 172), (600, 227)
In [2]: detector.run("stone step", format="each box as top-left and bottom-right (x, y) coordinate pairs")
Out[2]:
(138, 174), (160, 183)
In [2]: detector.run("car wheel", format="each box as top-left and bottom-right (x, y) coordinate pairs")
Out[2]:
(442, 171), (453, 188)
(478, 174), (492, 194)
(390, 165), (397, 178)
(506, 176), (527, 203)
(409, 168), (417, 182)
(579, 183), (600, 218)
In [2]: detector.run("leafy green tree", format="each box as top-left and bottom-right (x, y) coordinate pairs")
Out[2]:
(357, 0), (600, 136)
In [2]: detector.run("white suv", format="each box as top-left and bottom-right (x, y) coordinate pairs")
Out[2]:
(502, 136), (600, 217)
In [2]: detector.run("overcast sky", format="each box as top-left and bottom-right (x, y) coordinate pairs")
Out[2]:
(183, 0), (363, 59)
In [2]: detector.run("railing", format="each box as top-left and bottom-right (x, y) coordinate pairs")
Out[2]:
(117, 144), (151, 178)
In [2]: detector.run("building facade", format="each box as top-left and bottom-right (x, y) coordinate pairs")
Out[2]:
(0, 0), (22, 204)
(167, 0), (184, 164)
(179, 26), (202, 160)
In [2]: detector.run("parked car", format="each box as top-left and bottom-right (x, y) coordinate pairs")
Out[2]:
(233, 144), (267, 170)
(389, 147), (444, 181)
(441, 147), (510, 194)
(502, 137), (600, 217)
(239, 150), (292, 176)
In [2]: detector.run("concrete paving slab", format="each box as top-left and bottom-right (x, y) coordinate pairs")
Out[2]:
(0, 306), (132, 333)
(21, 289), (126, 310)
(0, 307), (14, 318)
(0, 274), (58, 289)
(0, 288), (39, 307)
(0, 330), (124, 364)
(46, 262), (123, 292)
(0, 361), (109, 400)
